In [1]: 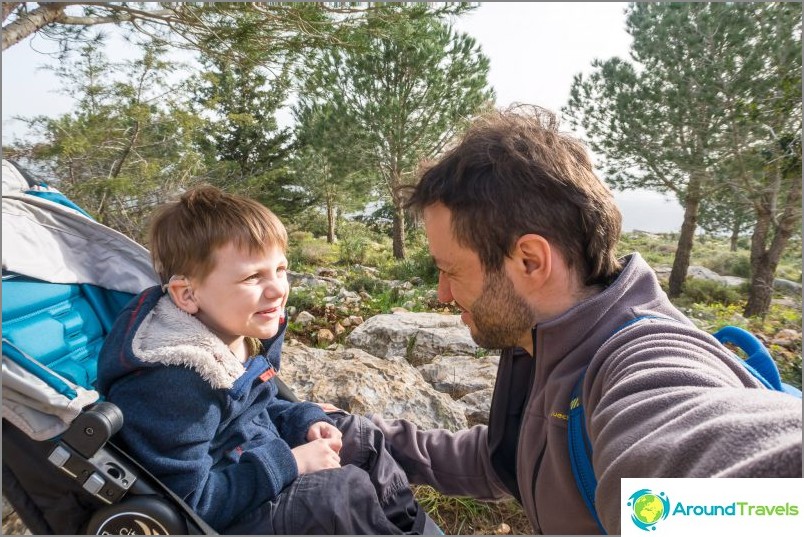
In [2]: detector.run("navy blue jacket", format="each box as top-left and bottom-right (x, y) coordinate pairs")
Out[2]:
(96, 286), (332, 530)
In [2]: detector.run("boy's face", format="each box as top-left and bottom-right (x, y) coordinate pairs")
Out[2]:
(189, 241), (289, 348)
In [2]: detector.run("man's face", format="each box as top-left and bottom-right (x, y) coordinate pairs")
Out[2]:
(423, 203), (536, 350)
(188, 242), (289, 348)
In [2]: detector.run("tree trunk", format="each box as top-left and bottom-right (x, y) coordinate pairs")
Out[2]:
(392, 202), (406, 259)
(729, 219), (740, 252)
(668, 177), (703, 297)
(2, 2), (64, 50)
(744, 181), (802, 318)
(326, 198), (336, 244)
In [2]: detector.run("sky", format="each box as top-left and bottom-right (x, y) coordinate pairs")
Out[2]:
(1, 2), (684, 232)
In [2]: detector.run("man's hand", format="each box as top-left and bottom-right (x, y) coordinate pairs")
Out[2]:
(307, 421), (343, 454)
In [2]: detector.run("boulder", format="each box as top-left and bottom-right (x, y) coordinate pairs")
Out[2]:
(347, 312), (479, 365)
(417, 355), (499, 399)
(279, 345), (468, 431)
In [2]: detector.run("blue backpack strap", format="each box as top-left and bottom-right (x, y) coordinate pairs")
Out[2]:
(713, 326), (801, 398)
(568, 316), (801, 533)
(568, 371), (606, 534)
(567, 315), (667, 534)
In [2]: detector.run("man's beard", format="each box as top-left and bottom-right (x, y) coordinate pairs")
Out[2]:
(468, 269), (536, 350)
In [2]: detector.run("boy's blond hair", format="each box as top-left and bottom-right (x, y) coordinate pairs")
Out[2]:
(148, 185), (287, 285)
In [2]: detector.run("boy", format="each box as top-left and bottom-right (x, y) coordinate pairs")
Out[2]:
(97, 186), (432, 534)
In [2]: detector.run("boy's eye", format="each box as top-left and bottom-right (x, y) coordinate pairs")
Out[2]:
(245, 273), (261, 281)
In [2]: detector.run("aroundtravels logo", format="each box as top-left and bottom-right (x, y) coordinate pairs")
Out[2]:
(627, 489), (671, 531)
(622, 479), (803, 535)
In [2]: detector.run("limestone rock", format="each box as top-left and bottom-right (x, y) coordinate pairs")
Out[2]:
(347, 312), (480, 365)
(280, 345), (467, 431)
(417, 355), (499, 399)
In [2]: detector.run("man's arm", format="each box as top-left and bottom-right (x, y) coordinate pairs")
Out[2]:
(370, 415), (511, 501)
(586, 321), (803, 534)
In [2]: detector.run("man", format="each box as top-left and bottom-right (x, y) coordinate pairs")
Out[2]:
(370, 106), (802, 534)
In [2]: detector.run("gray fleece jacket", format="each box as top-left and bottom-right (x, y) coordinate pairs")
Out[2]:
(372, 253), (802, 534)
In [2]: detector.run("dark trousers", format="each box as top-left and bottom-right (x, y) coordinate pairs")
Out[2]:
(224, 413), (425, 535)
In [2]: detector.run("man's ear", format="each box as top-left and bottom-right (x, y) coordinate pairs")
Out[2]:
(167, 277), (198, 314)
(512, 234), (552, 286)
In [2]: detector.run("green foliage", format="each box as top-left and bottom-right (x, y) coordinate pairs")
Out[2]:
(338, 233), (370, 266)
(675, 279), (746, 308)
(287, 233), (338, 272)
(703, 252), (752, 279)
(379, 229), (439, 283)
(192, 55), (296, 213)
(11, 42), (204, 243)
(413, 485), (531, 535)
(297, 5), (494, 258)
(286, 285), (329, 316)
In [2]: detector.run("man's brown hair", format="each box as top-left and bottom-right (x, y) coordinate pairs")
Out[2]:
(148, 185), (287, 284)
(406, 105), (622, 286)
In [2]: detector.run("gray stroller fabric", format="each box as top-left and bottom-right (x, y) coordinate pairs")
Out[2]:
(2, 159), (158, 294)
(2, 159), (159, 440)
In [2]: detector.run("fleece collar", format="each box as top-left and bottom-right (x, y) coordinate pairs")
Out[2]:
(131, 295), (245, 389)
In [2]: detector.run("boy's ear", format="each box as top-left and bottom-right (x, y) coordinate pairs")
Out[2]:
(167, 277), (199, 314)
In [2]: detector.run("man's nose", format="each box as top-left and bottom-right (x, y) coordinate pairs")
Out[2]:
(437, 273), (454, 303)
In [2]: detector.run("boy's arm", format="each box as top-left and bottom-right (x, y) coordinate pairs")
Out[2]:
(266, 394), (335, 447)
(109, 367), (298, 531)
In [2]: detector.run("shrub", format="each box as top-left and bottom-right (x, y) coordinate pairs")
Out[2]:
(703, 251), (751, 278)
(678, 279), (744, 306)
(338, 233), (370, 265)
(344, 272), (390, 295)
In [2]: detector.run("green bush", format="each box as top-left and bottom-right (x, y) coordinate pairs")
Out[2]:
(678, 279), (744, 306)
(287, 285), (328, 313)
(704, 251), (751, 278)
(344, 272), (390, 295)
(338, 233), (370, 265)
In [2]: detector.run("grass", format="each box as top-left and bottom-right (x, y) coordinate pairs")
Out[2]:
(413, 485), (532, 535)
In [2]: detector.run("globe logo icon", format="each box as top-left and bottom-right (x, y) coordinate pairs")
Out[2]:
(627, 489), (670, 531)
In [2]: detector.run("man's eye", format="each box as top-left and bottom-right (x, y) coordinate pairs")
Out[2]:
(245, 274), (260, 281)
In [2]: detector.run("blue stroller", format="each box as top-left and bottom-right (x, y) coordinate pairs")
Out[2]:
(1, 159), (217, 534)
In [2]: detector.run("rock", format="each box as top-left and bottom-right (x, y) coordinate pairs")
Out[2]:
(347, 312), (480, 365)
(417, 355), (499, 399)
(458, 388), (494, 426)
(494, 522), (511, 535)
(280, 345), (468, 431)
(348, 315), (364, 326)
(288, 271), (339, 291)
(334, 322), (346, 336)
(390, 306), (409, 314)
(316, 328), (335, 344)
(295, 311), (315, 326)
(774, 278), (802, 296)
(771, 329), (801, 349)
(316, 267), (339, 278)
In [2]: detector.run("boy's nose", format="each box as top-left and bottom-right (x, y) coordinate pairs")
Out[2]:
(263, 279), (286, 298)
(437, 273), (454, 303)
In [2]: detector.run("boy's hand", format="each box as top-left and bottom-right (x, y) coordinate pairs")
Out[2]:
(291, 439), (340, 474)
(306, 421), (343, 454)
